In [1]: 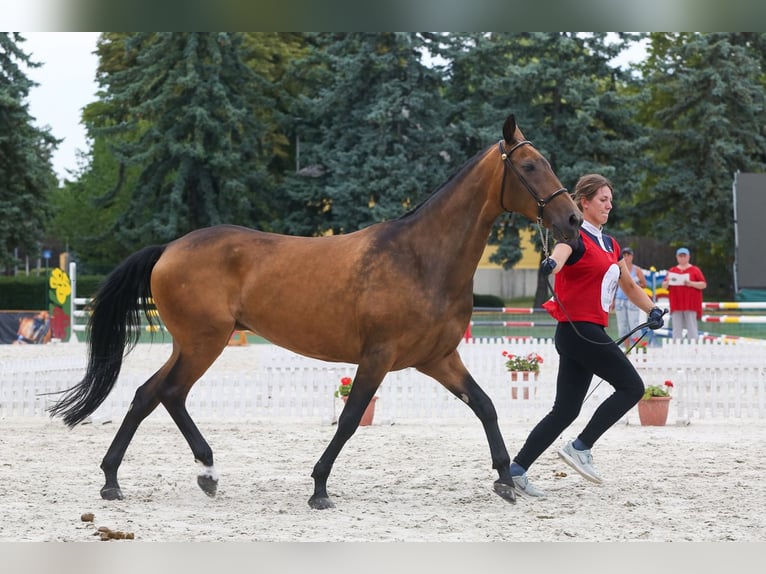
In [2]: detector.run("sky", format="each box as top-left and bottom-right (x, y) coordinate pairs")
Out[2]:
(21, 32), (100, 182)
(18, 32), (647, 184)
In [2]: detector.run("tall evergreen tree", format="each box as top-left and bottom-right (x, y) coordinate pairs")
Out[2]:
(92, 32), (275, 247)
(636, 33), (766, 296)
(50, 137), (134, 273)
(241, 32), (312, 177)
(0, 33), (58, 271)
(278, 33), (457, 236)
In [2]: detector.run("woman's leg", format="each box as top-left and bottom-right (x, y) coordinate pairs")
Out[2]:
(683, 311), (699, 339)
(615, 299), (629, 338)
(670, 311), (685, 339)
(627, 302), (643, 332)
(512, 323), (594, 471)
(569, 327), (645, 447)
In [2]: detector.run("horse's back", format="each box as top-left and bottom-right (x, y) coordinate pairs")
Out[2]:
(147, 223), (464, 366)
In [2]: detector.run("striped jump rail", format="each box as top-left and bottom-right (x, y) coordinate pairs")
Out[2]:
(702, 302), (766, 311)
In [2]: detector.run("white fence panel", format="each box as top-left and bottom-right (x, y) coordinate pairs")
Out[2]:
(2, 338), (765, 423)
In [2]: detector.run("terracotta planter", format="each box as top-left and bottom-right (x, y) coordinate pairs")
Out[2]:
(637, 396), (672, 426)
(341, 396), (378, 426)
(510, 371), (538, 400)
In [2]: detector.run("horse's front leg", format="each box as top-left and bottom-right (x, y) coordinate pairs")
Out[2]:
(308, 361), (388, 509)
(418, 350), (516, 504)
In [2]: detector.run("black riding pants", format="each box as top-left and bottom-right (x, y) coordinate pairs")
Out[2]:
(513, 321), (645, 471)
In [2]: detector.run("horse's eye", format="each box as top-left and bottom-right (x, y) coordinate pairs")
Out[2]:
(522, 162), (536, 173)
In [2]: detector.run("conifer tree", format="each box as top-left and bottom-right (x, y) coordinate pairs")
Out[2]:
(92, 32), (275, 247)
(0, 33), (58, 270)
(278, 33), (457, 236)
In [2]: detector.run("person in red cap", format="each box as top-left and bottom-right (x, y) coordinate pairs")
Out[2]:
(662, 247), (707, 339)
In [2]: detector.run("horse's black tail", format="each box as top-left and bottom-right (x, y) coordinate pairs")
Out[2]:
(48, 244), (167, 427)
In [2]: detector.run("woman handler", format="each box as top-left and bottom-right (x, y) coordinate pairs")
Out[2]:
(510, 174), (664, 498)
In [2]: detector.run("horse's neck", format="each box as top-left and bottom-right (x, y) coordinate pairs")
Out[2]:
(401, 152), (502, 281)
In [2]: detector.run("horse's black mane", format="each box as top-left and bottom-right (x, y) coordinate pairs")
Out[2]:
(395, 146), (490, 222)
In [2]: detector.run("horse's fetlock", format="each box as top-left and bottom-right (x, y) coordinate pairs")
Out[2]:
(196, 460), (219, 481)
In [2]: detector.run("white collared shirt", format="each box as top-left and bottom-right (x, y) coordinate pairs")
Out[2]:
(582, 220), (609, 252)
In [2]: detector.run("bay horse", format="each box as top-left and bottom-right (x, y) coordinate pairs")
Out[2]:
(49, 114), (582, 508)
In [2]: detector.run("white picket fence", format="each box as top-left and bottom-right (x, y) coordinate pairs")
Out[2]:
(1, 338), (765, 424)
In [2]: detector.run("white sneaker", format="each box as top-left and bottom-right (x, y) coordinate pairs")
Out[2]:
(511, 473), (546, 499)
(558, 441), (603, 484)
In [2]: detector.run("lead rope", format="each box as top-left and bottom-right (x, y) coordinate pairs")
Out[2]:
(537, 221), (550, 258)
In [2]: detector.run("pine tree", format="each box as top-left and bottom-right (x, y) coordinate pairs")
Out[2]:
(92, 32), (276, 247)
(0, 33), (58, 271)
(278, 33), (457, 236)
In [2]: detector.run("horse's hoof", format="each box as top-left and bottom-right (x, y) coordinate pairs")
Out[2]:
(493, 480), (517, 504)
(197, 475), (218, 497)
(308, 495), (335, 510)
(101, 486), (124, 501)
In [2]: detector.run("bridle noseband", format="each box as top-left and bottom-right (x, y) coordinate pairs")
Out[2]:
(498, 139), (570, 226)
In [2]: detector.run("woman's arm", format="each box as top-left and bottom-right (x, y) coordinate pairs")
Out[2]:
(619, 260), (656, 313)
(545, 242), (574, 275)
(635, 265), (647, 288)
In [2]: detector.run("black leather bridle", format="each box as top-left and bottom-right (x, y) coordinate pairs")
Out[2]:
(498, 139), (570, 226)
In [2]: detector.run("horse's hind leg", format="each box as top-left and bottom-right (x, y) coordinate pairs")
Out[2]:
(99, 346), (223, 500)
(99, 367), (168, 500)
(156, 353), (221, 497)
(417, 350), (516, 504)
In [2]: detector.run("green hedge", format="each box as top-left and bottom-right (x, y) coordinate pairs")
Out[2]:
(473, 293), (505, 308)
(74, 276), (106, 299)
(0, 275), (105, 310)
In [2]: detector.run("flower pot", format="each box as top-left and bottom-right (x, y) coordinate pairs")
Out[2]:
(341, 396), (378, 426)
(510, 371), (538, 400)
(637, 396), (672, 426)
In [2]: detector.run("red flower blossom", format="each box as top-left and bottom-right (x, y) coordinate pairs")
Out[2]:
(335, 376), (354, 397)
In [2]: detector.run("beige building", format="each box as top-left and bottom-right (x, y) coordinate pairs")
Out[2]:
(473, 229), (540, 299)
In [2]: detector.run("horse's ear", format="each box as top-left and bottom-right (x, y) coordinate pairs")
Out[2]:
(502, 114), (517, 142)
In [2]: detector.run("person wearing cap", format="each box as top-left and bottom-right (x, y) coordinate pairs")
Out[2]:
(613, 247), (648, 347)
(661, 247), (707, 339)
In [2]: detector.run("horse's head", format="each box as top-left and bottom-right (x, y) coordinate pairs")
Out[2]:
(498, 114), (582, 243)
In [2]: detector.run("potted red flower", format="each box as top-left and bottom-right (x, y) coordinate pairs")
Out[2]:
(637, 380), (674, 426)
(502, 350), (543, 400)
